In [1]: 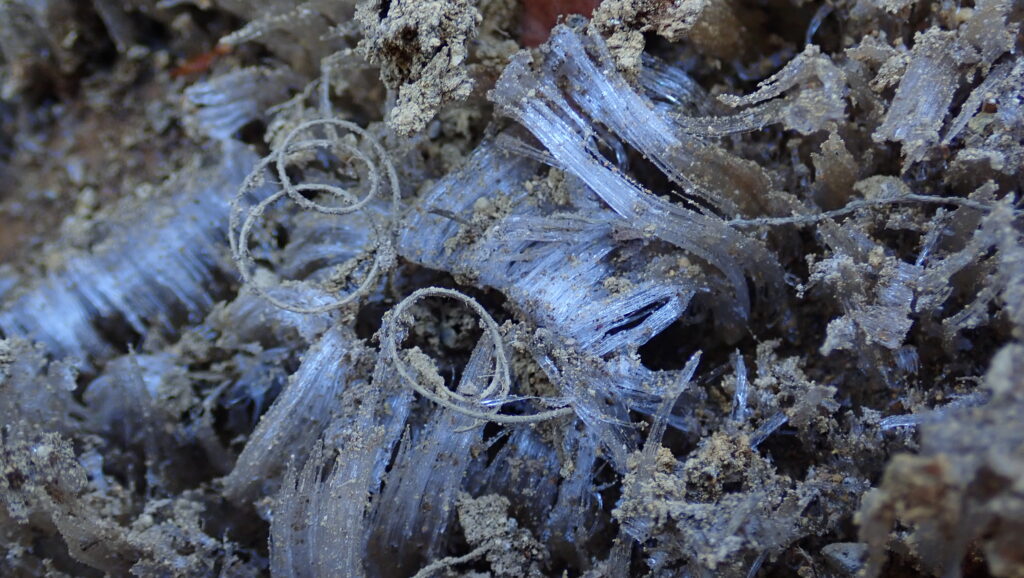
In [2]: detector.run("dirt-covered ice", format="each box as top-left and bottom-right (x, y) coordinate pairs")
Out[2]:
(1, 0), (1022, 576)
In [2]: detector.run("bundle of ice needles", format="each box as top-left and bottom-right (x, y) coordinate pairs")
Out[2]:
(1, 0), (1023, 576)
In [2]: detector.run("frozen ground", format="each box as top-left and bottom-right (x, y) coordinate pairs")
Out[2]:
(0, 1), (1022, 576)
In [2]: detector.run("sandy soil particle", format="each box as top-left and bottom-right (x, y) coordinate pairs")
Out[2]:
(356, 0), (481, 135)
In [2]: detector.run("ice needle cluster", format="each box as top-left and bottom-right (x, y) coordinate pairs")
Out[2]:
(1, 0), (1022, 576)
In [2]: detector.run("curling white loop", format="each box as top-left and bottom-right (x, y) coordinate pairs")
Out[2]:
(274, 119), (386, 215)
(229, 116), (400, 314)
(381, 287), (575, 424)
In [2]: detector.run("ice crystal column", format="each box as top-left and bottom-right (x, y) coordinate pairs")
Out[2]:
(0, 143), (256, 363)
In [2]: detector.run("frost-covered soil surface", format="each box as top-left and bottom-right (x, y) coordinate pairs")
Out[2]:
(1, 1), (1023, 576)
